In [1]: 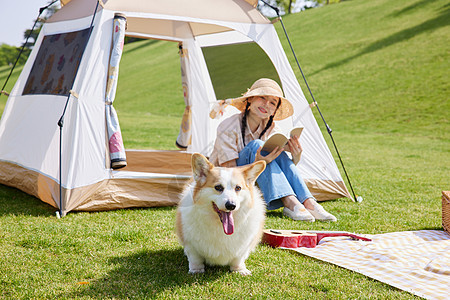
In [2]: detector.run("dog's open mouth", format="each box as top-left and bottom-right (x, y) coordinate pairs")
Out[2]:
(212, 202), (234, 235)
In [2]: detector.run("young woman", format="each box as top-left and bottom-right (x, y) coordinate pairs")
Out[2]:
(209, 78), (336, 222)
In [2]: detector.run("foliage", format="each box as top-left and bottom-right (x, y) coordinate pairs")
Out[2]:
(0, 44), (30, 67)
(277, 0), (296, 14)
(316, 0), (343, 5)
(22, 1), (60, 49)
(257, 0), (321, 15)
(0, 1), (58, 69)
(258, 0), (294, 15)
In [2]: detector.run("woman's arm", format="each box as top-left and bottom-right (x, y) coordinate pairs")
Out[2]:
(220, 159), (237, 168)
(220, 145), (283, 168)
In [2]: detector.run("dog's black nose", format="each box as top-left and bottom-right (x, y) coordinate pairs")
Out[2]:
(225, 201), (236, 211)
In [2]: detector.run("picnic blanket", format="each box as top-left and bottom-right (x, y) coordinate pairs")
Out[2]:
(287, 230), (450, 300)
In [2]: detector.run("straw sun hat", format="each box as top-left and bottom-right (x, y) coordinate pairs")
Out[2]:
(229, 78), (294, 121)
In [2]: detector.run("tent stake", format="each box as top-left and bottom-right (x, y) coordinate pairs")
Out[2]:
(261, 1), (359, 201)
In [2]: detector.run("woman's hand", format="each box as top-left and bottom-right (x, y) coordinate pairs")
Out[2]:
(286, 135), (303, 157)
(255, 146), (283, 164)
(285, 135), (303, 165)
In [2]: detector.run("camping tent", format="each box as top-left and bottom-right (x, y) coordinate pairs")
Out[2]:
(0, 0), (352, 216)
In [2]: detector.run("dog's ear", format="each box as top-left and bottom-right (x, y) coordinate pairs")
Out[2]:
(191, 153), (214, 186)
(242, 160), (266, 186)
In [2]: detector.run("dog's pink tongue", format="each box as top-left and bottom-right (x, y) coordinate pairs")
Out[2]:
(221, 211), (234, 235)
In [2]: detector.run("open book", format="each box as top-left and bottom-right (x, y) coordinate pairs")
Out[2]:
(261, 127), (303, 153)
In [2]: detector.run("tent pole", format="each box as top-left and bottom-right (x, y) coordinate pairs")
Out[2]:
(56, 1), (101, 217)
(57, 95), (70, 218)
(0, 0), (58, 98)
(261, 1), (359, 201)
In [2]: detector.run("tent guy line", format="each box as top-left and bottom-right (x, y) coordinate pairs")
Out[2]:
(261, 0), (359, 202)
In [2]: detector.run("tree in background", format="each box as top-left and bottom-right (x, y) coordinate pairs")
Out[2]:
(0, 1), (59, 67)
(277, 0), (295, 14)
(316, 0), (343, 5)
(258, 0), (320, 16)
(22, 1), (60, 49)
(0, 44), (31, 67)
(258, 0), (293, 15)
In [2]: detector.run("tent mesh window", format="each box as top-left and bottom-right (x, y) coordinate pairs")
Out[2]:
(202, 42), (280, 100)
(22, 28), (91, 96)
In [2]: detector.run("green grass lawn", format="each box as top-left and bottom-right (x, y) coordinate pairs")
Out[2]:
(0, 0), (449, 298)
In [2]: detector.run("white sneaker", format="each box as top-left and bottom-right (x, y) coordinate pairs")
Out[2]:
(306, 201), (337, 222)
(283, 204), (315, 222)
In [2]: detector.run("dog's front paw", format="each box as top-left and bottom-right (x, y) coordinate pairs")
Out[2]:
(186, 250), (205, 274)
(237, 268), (252, 276)
(230, 266), (251, 275)
(188, 264), (205, 274)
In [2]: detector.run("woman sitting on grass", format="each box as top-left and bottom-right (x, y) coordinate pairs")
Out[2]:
(209, 78), (336, 222)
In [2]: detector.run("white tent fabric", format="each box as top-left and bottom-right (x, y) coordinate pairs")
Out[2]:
(0, 0), (352, 215)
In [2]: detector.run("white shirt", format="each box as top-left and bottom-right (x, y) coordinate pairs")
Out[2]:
(209, 112), (278, 166)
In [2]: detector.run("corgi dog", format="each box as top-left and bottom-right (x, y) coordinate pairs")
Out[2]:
(175, 153), (266, 275)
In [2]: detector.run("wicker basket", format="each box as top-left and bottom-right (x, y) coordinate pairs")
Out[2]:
(443, 191), (450, 233)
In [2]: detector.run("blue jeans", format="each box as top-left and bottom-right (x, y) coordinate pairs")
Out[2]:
(236, 140), (313, 210)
